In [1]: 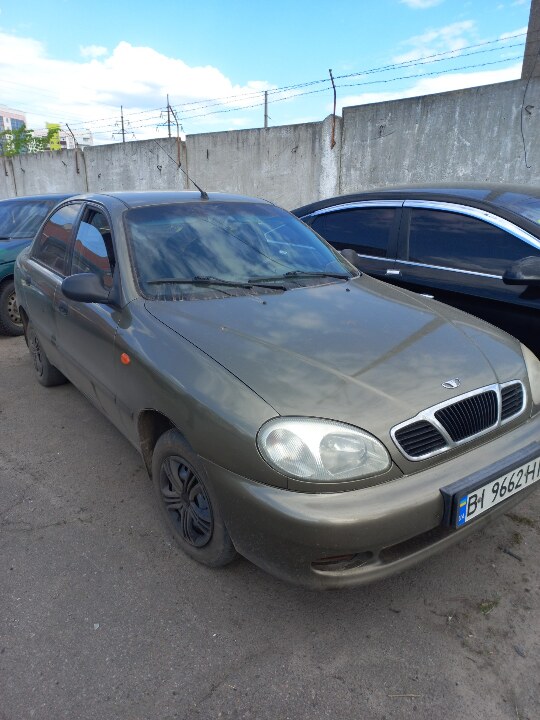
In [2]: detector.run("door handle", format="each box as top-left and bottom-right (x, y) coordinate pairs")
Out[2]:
(56, 301), (69, 316)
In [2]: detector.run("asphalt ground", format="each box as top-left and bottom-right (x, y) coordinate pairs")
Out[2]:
(1, 335), (540, 720)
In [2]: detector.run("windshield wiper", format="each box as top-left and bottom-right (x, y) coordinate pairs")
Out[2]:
(147, 275), (287, 290)
(249, 270), (352, 282)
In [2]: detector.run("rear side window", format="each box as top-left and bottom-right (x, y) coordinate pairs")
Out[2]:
(32, 203), (81, 275)
(311, 207), (395, 257)
(407, 209), (540, 275)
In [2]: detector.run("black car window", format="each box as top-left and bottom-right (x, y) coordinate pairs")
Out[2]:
(311, 207), (395, 257)
(71, 210), (114, 288)
(31, 203), (82, 276)
(407, 209), (540, 275)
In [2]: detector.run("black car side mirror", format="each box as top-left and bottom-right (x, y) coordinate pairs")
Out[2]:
(61, 273), (111, 303)
(503, 256), (540, 287)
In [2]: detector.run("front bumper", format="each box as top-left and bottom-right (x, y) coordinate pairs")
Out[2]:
(203, 411), (540, 589)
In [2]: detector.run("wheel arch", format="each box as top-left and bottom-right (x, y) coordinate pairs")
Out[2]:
(137, 409), (177, 474)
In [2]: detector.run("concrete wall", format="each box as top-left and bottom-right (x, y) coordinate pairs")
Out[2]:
(84, 138), (188, 193)
(1, 78), (540, 207)
(0, 150), (86, 198)
(339, 79), (540, 193)
(185, 115), (340, 209)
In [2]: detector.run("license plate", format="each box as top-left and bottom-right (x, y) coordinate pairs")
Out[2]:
(455, 456), (540, 527)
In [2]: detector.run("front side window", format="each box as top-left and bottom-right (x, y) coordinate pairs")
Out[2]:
(71, 210), (114, 288)
(125, 202), (353, 299)
(32, 203), (81, 275)
(311, 207), (395, 257)
(407, 209), (540, 275)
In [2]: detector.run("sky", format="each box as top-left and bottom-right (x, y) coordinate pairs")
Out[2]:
(0, 0), (533, 145)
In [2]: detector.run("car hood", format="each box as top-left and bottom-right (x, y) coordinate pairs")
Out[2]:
(0, 237), (32, 264)
(144, 276), (525, 441)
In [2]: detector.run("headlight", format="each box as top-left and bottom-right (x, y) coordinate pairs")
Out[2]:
(257, 417), (391, 482)
(521, 344), (540, 406)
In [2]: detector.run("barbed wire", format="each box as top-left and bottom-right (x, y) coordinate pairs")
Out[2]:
(3, 29), (531, 138)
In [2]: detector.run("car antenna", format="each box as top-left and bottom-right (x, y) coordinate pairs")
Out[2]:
(152, 139), (209, 200)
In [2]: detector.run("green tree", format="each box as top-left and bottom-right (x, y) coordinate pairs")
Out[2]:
(0, 125), (60, 157)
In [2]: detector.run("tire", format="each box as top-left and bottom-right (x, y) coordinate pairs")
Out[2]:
(0, 279), (24, 336)
(26, 322), (67, 387)
(152, 429), (237, 567)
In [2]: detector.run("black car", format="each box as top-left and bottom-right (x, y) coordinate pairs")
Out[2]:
(293, 184), (540, 357)
(0, 194), (73, 335)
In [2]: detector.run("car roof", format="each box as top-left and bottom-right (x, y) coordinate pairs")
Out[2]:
(66, 191), (272, 209)
(0, 193), (75, 204)
(293, 183), (540, 215)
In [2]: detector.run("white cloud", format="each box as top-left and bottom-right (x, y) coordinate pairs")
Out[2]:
(400, 0), (443, 8)
(335, 63), (522, 111)
(499, 25), (528, 40)
(0, 31), (274, 143)
(393, 20), (475, 63)
(80, 45), (108, 58)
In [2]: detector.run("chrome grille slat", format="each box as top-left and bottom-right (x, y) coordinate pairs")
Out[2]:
(434, 390), (497, 442)
(391, 382), (526, 461)
(501, 382), (524, 421)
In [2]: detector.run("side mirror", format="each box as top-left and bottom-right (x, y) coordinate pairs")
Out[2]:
(61, 273), (111, 303)
(503, 256), (540, 287)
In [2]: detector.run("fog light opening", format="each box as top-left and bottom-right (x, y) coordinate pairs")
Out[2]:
(311, 551), (374, 572)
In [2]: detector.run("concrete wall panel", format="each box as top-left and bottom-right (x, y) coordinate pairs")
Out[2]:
(186, 119), (339, 209)
(84, 138), (188, 193)
(340, 79), (540, 193)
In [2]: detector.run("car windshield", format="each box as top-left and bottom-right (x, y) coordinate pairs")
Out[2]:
(0, 200), (54, 239)
(125, 201), (354, 299)
(489, 190), (540, 226)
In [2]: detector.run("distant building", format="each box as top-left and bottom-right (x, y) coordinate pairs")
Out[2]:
(0, 105), (26, 132)
(39, 123), (94, 150)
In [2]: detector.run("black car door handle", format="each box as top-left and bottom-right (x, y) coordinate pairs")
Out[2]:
(56, 301), (69, 316)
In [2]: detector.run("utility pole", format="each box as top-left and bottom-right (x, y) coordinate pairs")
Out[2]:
(167, 94), (172, 138)
(120, 106), (126, 143)
(329, 69), (337, 149)
(264, 91), (268, 129)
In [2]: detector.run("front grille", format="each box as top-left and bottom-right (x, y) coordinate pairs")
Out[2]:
(501, 382), (524, 421)
(394, 421), (446, 458)
(434, 390), (498, 442)
(392, 381), (526, 460)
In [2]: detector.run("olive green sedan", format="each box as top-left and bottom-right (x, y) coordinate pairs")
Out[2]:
(14, 192), (540, 588)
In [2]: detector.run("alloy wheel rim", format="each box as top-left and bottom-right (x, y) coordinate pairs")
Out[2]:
(7, 291), (22, 325)
(159, 456), (213, 547)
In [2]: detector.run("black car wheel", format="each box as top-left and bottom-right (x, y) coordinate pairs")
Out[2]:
(0, 279), (24, 336)
(26, 322), (67, 387)
(152, 429), (237, 567)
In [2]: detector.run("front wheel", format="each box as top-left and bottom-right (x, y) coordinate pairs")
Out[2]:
(152, 429), (237, 567)
(26, 322), (67, 387)
(0, 279), (24, 336)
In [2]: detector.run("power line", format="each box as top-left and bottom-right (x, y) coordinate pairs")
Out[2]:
(5, 29), (529, 138)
